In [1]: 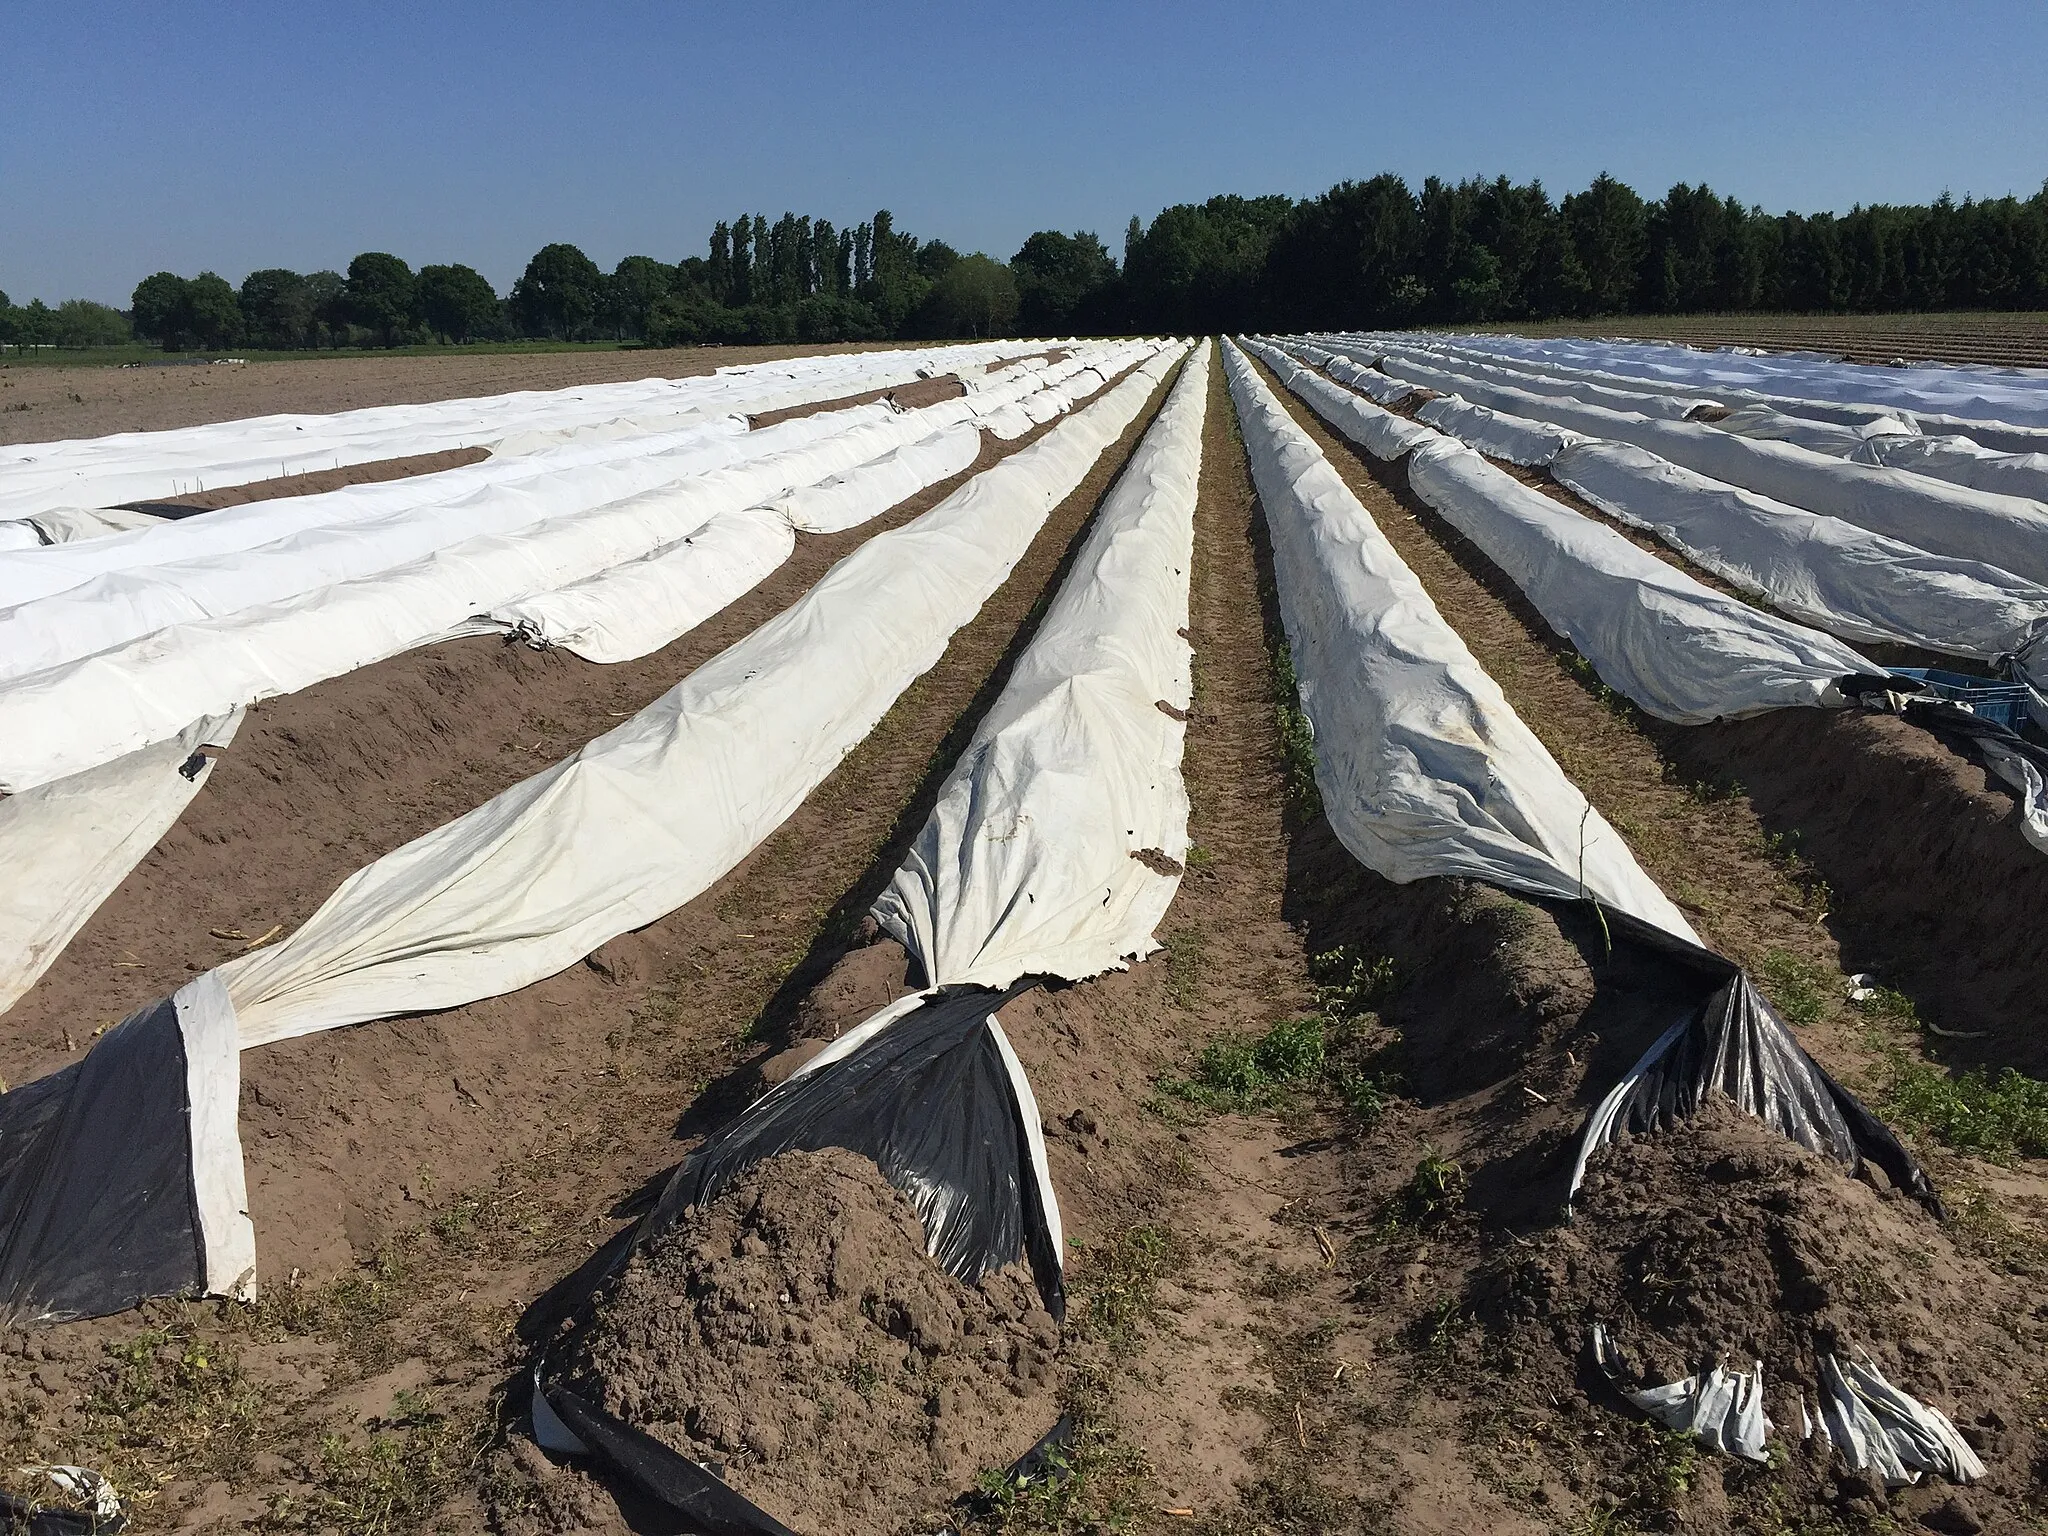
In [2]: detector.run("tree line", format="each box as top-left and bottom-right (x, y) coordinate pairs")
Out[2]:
(6, 172), (2046, 352)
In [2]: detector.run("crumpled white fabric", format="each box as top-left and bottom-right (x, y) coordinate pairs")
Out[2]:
(1819, 1352), (1987, 1486)
(1222, 340), (1696, 942)
(1414, 394), (1589, 467)
(874, 342), (1208, 987)
(1852, 432), (2048, 505)
(1240, 339), (1435, 458)
(1590, 1324), (1771, 1462)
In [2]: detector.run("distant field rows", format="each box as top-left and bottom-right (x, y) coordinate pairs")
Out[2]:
(1454, 310), (2048, 369)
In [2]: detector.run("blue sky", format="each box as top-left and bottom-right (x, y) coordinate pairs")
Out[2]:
(5, 0), (2045, 305)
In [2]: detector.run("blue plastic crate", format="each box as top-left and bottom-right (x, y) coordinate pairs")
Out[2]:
(1887, 667), (2032, 730)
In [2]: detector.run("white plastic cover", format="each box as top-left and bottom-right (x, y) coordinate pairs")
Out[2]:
(0, 341), (1046, 526)
(874, 342), (1208, 987)
(771, 421), (983, 534)
(1369, 359), (2048, 587)
(1404, 436), (1876, 723)
(1413, 395), (1587, 467)
(1222, 341), (1696, 942)
(1240, 340), (1434, 458)
(1390, 346), (1711, 420)
(212, 343), (1188, 1044)
(1552, 439), (2048, 664)
(1590, 1324), (1770, 1462)
(1711, 403), (1917, 457)
(475, 505), (796, 664)
(0, 399), (1030, 792)
(1819, 1353), (1987, 1487)
(0, 710), (242, 1018)
(174, 971), (255, 1300)
(1851, 433), (2048, 504)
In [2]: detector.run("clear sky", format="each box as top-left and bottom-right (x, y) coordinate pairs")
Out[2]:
(5, 0), (2045, 306)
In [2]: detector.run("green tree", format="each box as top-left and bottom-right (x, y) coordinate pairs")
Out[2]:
(1560, 174), (1648, 315)
(51, 299), (131, 348)
(510, 242), (606, 339)
(1011, 230), (1118, 336)
(12, 299), (55, 347)
(606, 255), (674, 339)
(131, 271), (190, 344)
(414, 263), (503, 342)
(179, 272), (244, 350)
(915, 253), (1018, 338)
(341, 252), (417, 345)
(239, 268), (315, 348)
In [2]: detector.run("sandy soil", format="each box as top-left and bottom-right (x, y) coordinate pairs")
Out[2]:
(0, 343), (909, 447)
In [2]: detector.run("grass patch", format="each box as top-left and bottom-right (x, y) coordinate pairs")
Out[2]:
(1163, 924), (1207, 1008)
(1070, 1225), (1180, 1351)
(1858, 989), (2048, 1163)
(1754, 949), (1834, 1027)
(1159, 945), (1399, 1119)
(271, 1390), (494, 1535)
(968, 1413), (1150, 1534)
(69, 1330), (267, 1504)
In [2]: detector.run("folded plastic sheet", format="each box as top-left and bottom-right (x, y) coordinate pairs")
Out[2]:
(1222, 340), (1696, 941)
(474, 505), (796, 664)
(1590, 1324), (1770, 1462)
(0, 711), (242, 1020)
(1414, 395), (1588, 467)
(874, 342), (1207, 988)
(1326, 355), (1423, 407)
(1371, 358), (2048, 587)
(1711, 403), (1918, 457)
(769, 420), (982, 534)
(1403, 436), (1876, 723)
(1852, 432), (2048, 504)
(1568, 940), (1939, 1210)
(0, 972), (247, 1327)
(212, 343), (1187, 1044)
(1552, 439), (2048, 667)
(1818, 1353), (1987, 1486)
(1241, 340), (1435, 458)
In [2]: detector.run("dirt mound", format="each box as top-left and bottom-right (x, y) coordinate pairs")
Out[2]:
(1481, 1106), (2040, 1529)
(554, 1148), (1060, 1536)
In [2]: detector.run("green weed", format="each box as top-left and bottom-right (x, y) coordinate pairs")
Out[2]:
(1269, 641), (1322, 817)
(1754, 949), (1833, 1027)
(1072, 1225), (1179, 1349)
(1386, 1147), (1466, 1231)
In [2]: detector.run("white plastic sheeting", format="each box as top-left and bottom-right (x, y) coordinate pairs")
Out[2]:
(1552, 439), (2048, 666)
(874, 342), (1208, 988)
(1590, 1325), (1770, 1463)
(211, 342), (1189, 1044)
(1389, 346), (1711, 420)
(1711, 403), (1917, 457)
(771, 420), (983, 534)
(1323, 354), (1423, 407)
(0, 341), (1044, 526)
(1414, 395), (1588, 467)
(1222, 340), (1696, 942)
(0, 412), (840, 681)
(1416, 332), (2048, 433)
(0, 711), (241, 1018)
(1851, 433), (2048, 504)
(1365, 359), (2048, 587)
(1404, 436), (1876, 723)
(1818, 1353), (1987, 1487)
(1240, 340), (1434, 458)
(0, 414), (754, 613)
(474, 505), (796, 664)
(0, 393), (1067, 792)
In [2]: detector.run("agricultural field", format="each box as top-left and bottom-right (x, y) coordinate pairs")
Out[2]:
(1453, 310), (2048, 371)
(0, 324), (2045, 1536)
